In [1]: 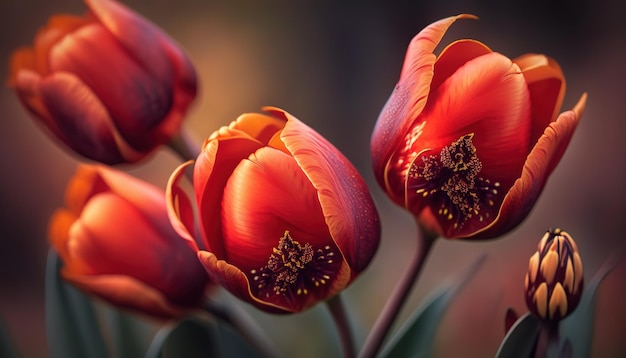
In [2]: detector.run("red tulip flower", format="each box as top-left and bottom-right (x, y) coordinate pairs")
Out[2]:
(371, 14), (587, 239)
(9, 0), (197, 164)
(49, 164), (211, 318)
(167, 107), (380, 313)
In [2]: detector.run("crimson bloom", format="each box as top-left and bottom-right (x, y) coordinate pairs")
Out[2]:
(371, 14), (587, 239)
(49, 164), (210, 318)
(9, 0), (197, 164)
(167, 107), (380, 313)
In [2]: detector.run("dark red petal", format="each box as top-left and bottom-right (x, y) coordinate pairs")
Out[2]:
(221, 147), (332, 272)
(38, 72), (139, 164)
(270, 107), (380, 275)
(197, 251), (290, 314)
(49, 24), (171, 151)
(194, 131), (263, 257)
(371, 14), (476, 193)
(470, 94), (586, 240)
(85, 0), (176, 86)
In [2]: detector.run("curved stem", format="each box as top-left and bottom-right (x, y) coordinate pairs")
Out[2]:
(168, 126), (201, 162)
(202, 299), (280, 358)
(358, 224), (437, 358)
(327, 294), (356, 358)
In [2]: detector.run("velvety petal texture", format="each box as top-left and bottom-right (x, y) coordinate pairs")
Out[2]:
(167, 107), (380, 313)
(8, 0), (197, 164)
(50, 164), (211, 318)
(371, 14), (587, 239)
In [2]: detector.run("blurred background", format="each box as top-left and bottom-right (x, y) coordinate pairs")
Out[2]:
(1, 0), (625, 356)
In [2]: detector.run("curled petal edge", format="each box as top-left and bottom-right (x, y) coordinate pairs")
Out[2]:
(197, 251), (292, 314)
(165, 160), (200, 251)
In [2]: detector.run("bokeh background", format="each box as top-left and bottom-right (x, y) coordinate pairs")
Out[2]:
(1, 0), (625, 357)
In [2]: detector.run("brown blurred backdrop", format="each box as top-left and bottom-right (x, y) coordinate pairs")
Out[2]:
(1, 0), (625, 357)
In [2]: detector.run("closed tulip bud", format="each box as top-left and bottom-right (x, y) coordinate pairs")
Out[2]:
(371, 14), (587, 240)
(9, 0), (197, 164)
(167, 107), (381, 313)
(49, 164), (211, 318)
(524, 229), (583, 321)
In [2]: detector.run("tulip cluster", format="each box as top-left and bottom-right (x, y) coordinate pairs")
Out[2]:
(8, 2), (590, 357)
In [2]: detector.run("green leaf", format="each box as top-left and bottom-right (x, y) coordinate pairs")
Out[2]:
(101, 305), (158, 358)
(144, 317), (218, 358)
(215, 320), (265, 358)
(380, 255), (486, 358)
(495, 312), (540, 358)
(0, 316), (21, 358)
(45, 249), (108, 358)
(560, 255), (617, 358)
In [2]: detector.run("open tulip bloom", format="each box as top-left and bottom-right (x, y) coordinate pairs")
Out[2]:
(167, 107), (381, 314)
(371, 14), (587, 240)
(8, 4), (604, 357)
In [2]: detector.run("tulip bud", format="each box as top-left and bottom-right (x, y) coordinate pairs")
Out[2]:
(9, 0), (197, 164)
(524, 229), (583, 321)
(49, 164), (211, 318)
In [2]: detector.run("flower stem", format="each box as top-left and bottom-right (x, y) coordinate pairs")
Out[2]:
(327, 294), (356, 358)
(535, 321), (560, 358)
(168, 126), (201, 162)
(202, 299), (280, 358)
(358, 224), (437, 358)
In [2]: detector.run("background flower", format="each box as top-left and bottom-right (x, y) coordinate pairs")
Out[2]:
(49, 164), (211, 318)
(8, 0), (197, 164)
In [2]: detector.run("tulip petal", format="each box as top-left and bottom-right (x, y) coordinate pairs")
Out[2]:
(166, 161), (201, 251)
(66, 192), (208, 304)
(371, 14), (476, 188)
(418, 52), (531, 183)
(194, 132), (264, 257)
(48, 209), (79, 266)
(269, 107), (380, 274)
(62, 273), (184, 318)
(38, 72), (143, 163)
(221, 147), (332, 270)
(431, 39), (492, 91)
(85, 0), (175, 87)
(49, 24), (171, 151)
(12, 69), (66, 140)
(197, 251), (289, 313)
(514, 54), (566, 144)
(472, 93), (586, 240)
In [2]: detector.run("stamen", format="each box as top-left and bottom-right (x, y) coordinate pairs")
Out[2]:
(407, 134), (500, 231)
(250, 231), (341, 306)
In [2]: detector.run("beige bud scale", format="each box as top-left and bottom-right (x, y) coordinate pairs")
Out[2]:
(524, 229), (584, 321)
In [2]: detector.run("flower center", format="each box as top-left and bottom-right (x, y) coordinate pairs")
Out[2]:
(408, 134), (500, 231)
(250, 231), (339, 303)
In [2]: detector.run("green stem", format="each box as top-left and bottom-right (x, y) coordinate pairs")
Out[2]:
(168, 126), (201, 162)
(358, 224), (437, 358)
(535, 321), (560, 358)
(202, 299), (280, 358)
(327, 294), (356, 358)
